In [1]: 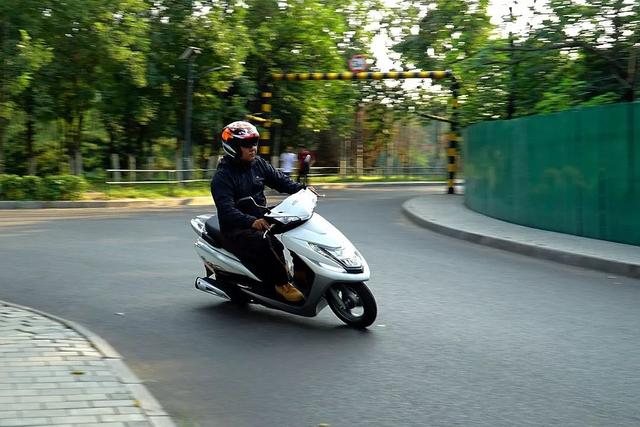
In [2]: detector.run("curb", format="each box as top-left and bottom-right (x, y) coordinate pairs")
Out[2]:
(402, 200), (640, 279)
(0, 181), (460, 209)
(0, 299), (177, 427)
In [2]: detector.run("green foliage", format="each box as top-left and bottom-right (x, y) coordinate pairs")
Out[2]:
(2, 0), (638, 178)
(40, 175), (89, 200)
(244, 0), (378, 147)
(0, 175), (25, 199)
(20, 175), (43, 199)
(387, 0), (639, 124)
(0, 174), (87, 200)
(389, 0), (495, 124)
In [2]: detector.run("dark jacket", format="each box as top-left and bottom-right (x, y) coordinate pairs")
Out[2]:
(211, 156), (305, 233)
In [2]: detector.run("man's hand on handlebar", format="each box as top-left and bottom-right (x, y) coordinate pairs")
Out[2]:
(251, 218), (270, 231)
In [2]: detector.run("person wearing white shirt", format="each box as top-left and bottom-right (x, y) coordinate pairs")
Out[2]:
(279, 146), (296, 177)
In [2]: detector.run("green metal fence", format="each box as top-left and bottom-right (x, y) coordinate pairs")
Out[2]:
(464, 102), (640, 246)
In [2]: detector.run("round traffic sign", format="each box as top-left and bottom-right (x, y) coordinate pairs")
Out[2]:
(349, 55), (368, 72)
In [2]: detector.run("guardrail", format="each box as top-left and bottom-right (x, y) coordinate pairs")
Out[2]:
(106, 166), (448, 184)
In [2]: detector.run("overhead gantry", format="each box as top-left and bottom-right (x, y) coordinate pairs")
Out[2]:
(258, 70), (461, 194)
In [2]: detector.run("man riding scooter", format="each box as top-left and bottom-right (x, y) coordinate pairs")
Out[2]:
(211, 121), (312, 302)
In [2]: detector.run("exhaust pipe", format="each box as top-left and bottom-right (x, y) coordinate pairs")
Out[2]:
(195, 277), (231, 300)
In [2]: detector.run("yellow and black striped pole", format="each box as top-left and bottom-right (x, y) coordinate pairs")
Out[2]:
(268, 70), (460, 194)
(260, 90), (272, 158)
(448, 77), (461, 194)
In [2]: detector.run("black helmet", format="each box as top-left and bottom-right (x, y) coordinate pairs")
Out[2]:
(221, 121), (260, 159)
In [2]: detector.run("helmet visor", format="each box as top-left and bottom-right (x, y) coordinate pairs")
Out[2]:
(238, 136), (259, 148)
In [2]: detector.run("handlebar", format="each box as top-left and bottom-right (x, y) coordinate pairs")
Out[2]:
(307, 186), (325, 197)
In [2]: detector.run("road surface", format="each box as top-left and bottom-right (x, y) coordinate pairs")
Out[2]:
(1, 187), (639, 426)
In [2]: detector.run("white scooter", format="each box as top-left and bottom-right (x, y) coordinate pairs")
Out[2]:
(190, 188), (377, 328)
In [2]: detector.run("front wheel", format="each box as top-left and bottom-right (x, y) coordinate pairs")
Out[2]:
(326, 283), (377, 328)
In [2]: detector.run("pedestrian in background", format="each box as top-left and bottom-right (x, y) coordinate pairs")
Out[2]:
(296, 144), (315, 184)
(279, 145), (296, 178)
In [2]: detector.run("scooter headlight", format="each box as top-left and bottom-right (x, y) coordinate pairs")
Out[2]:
(269, 212), (312, 225)
(274, 215), (303, 225)
(309, 243), (363, 271)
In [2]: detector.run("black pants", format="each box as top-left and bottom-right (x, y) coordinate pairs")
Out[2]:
(296, 164), (309, 184)
(222, 229), (289, 286)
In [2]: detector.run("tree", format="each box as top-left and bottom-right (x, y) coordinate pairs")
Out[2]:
(142, 0), (251, 165)
(244, 0), (381, 156)
(538, 0), (640, 102)
(490, 0), (640, 113)
(0, 3), (53, 174)
(389, 0), (496, 125)
(93, 0), (152, 165)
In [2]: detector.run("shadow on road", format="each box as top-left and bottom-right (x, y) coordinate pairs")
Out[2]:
(193, 301), (374, 337)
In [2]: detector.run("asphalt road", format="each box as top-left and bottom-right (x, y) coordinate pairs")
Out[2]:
(1, 186), (639, 427)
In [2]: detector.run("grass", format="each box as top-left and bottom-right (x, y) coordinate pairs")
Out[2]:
(88, 175), (447, 200)
(87, 182), (212, 199)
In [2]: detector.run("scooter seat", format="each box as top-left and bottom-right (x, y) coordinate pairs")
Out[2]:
(203, 216), (225, 248)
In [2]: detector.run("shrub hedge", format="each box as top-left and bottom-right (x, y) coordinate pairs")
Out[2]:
(0, 174), (88, 201)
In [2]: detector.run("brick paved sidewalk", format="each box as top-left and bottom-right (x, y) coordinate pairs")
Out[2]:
(0, 301), (175, 427)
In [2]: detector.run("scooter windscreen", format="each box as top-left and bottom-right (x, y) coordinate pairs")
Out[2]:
(265, 188), (317, 227)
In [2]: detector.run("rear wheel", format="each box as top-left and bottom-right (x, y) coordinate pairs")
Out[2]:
(326, 283), (377, 328)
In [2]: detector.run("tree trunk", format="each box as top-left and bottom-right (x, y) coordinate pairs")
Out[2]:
(136, 124), (146, 159)
(623, 87), (635, 102)
(110, 153), (121, 182)
(175, 149), (183, 184)
(25, 89), (36, 175)
(0, 120), (5, 174)
(106, 124), (116, 170)
(128, 154), (136, 182)
(63, 118), (73, 174)
(507, 7), (516, 119)
(0, 22), (5, 174)
(625, 47), (637, 102)
(72, 112), (84, 175)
